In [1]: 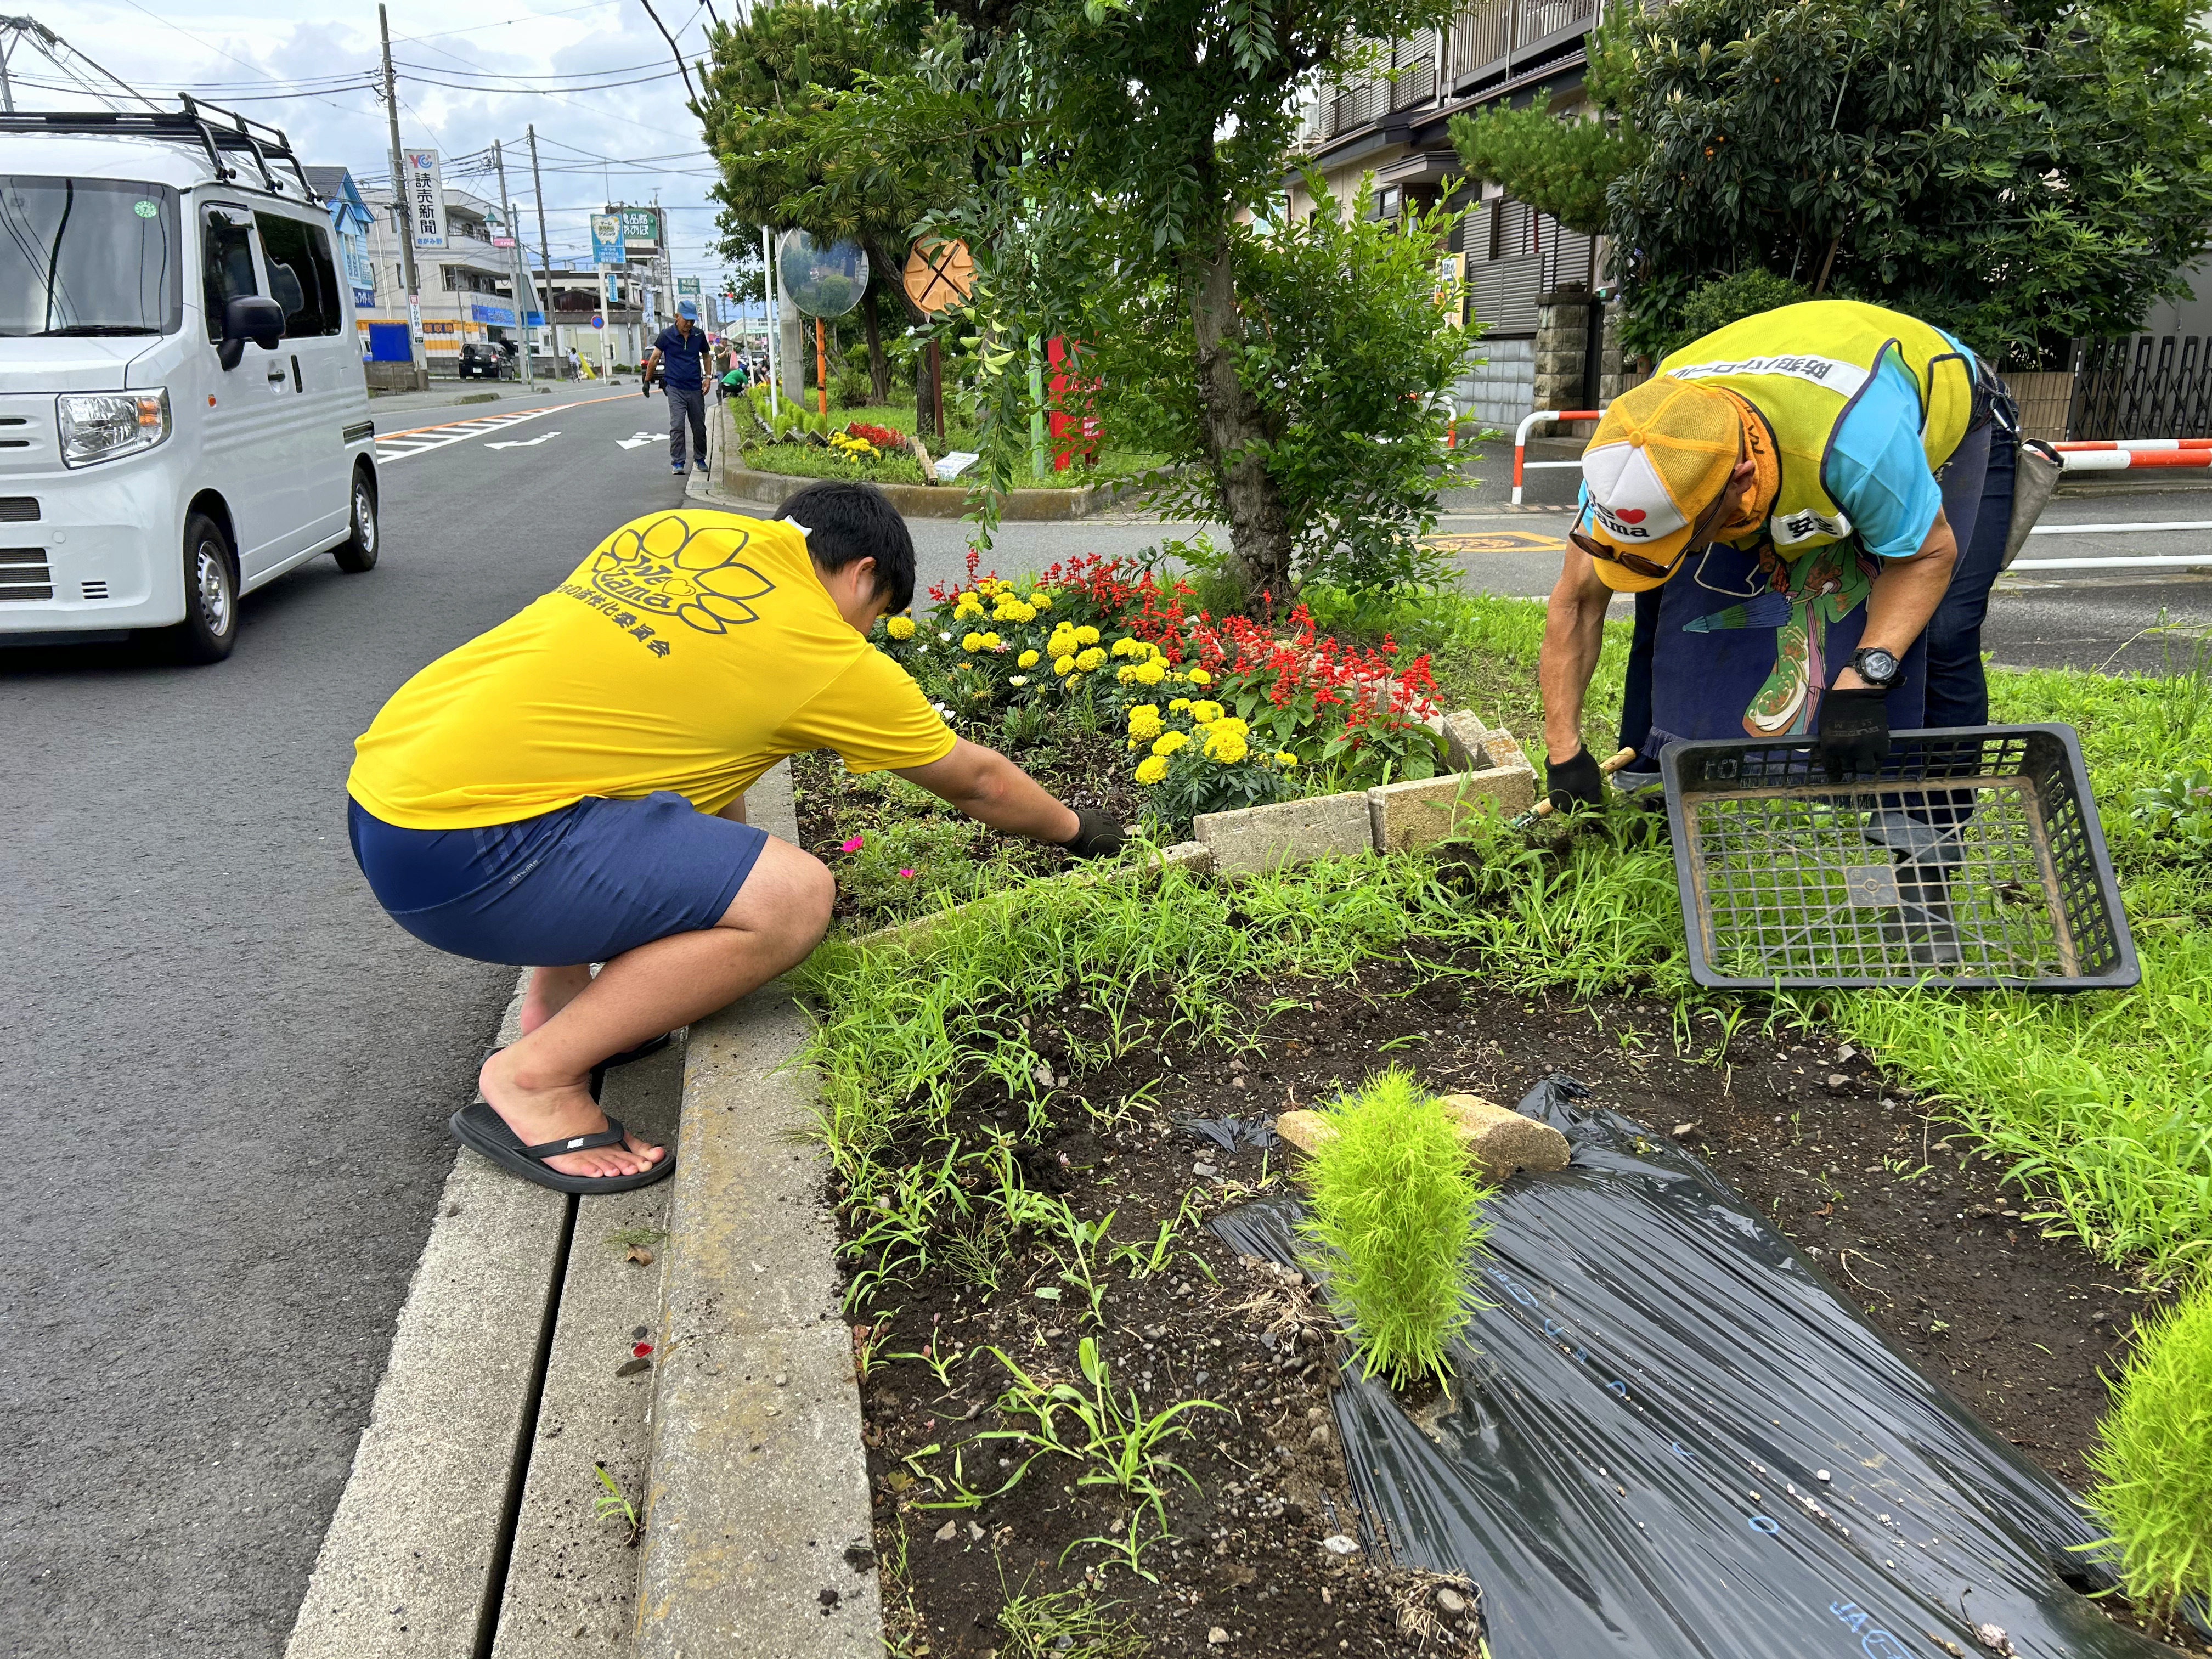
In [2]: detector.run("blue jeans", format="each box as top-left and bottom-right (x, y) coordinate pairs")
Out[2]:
(1922, 425), (2017, 729)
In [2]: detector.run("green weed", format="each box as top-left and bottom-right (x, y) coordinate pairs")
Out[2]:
(995, 1581), (1150, 1657)
(1298, 1070), (1493, 1387)
(591, 1462), (641, 1546)
(981, 1336), (1217, 1526)
(2084, 1275), (2212, 1622)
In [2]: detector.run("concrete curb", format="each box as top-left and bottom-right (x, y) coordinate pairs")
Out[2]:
(633, 763), (883, 1657)
(284, 975), (567, 1659)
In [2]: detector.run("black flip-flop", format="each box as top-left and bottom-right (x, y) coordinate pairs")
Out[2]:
(449, 1099), (677, 1194)
(600, 1032), (674, 1069)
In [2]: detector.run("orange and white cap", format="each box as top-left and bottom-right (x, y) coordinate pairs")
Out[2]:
(1579, 376), (1743, 591)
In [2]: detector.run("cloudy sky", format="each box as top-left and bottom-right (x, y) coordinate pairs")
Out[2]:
(13, 0), (741, 281)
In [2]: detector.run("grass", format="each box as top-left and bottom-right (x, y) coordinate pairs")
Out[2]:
(1298, 1070), (1492, 1387)
(2085, 1273), (2212, 1622)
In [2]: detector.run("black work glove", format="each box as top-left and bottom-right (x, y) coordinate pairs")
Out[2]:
(1545, 747), (1605, 812)
(1818, 685), (1892, 781)
(1058, 806), (1126, 861)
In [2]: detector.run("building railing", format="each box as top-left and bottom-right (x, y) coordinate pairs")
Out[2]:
(1449, 0), (1600, 86)
(1305, 43), (1440, 144)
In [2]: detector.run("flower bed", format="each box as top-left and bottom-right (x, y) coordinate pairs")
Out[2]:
(809, 865), (2201, 1656)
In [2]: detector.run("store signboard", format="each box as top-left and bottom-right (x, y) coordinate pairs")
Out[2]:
(404, 148), (445, 250)
(589, 213), (625, 266)
(610, 205), (661, 252)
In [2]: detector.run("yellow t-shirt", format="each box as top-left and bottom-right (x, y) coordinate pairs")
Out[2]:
(347, 509), (955, 829)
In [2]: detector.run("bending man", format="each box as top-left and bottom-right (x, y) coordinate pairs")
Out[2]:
(1540, 298), (2016, 803)
(346, 482), (1121, 1195)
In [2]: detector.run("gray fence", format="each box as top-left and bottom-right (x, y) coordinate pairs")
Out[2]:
(2067, 335), (2212, 440)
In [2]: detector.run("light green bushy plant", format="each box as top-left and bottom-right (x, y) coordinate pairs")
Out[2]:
(2085, 1277), (2212, 1623)
(1299, 1069), (1492, 1388)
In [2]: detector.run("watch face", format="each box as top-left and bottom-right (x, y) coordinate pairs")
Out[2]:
(1859, 648), (1899, 684)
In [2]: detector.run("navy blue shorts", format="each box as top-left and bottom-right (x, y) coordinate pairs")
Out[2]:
(347, 791), (769, 967)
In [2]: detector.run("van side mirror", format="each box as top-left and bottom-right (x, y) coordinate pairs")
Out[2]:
(217, 295), (287, 371)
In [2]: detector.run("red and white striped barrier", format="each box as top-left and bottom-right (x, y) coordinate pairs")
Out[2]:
(2056, 438), (2212, 471)
(1511, 408), (1604, 505)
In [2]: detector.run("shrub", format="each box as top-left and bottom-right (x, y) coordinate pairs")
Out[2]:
(1658, 268), (1813, 362)
(1298, 1070), (1491, 1389)
(2085, 1277), (2212, 1622)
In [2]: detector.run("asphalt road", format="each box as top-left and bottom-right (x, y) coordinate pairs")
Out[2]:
(0, 388), (690, 1659)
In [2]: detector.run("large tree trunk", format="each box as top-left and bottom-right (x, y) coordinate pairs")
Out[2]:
(862, 279), (891, 404)
(867, 234), (937, 438)
(1186, 220), (1293, 617)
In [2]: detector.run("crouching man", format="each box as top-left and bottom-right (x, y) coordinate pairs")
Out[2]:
(345, 481), (1121, 1194)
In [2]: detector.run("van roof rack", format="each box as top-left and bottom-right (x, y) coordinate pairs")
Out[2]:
(0, 96), (318, 204)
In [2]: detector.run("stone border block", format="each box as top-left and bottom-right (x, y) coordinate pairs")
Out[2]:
(1365, 765), (1538, 855)
(1194, 792), (1373, 874)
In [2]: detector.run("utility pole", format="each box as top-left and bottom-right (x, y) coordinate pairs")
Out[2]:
(492, 139), (534, 384)
(378, 4), (427, 391)
(761, 226), (779, 417)
(526, 123), (558, 378)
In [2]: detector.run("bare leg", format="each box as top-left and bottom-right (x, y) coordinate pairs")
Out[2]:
(478, 837), (833, 1177)
(520, 963), (592, 1035)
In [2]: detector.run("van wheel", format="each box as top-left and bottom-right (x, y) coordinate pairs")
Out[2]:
(335, 467), (379, 573)
(172, 512), (238, 664)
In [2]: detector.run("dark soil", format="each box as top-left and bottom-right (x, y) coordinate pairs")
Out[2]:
(843, 950), (2203, 1657)
(792, 723), (1147, 928)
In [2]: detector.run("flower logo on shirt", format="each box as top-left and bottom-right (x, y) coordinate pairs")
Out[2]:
(588, 513), (776, 635)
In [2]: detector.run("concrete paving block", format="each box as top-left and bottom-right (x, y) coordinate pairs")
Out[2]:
(1480, 727), (1532, 777)
(1367, 765), (1539, 854)
(286, 975), (567, 1659)
(1195, 791), (1374, 873)
(490, 1039), (689, 1659)
(1440, 1093), (1573, 1181)
(633, 980), (878, 1658)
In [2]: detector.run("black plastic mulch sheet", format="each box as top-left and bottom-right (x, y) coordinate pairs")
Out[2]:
(1211, 1077), (2174, 1659)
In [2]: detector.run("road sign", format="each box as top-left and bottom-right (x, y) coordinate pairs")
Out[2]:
(589, 213), (625, 265)
(676, 275), (701, 297)
(404, 149), (445, 250)
(776, 229), (867, 318)
(903, 238), (974, 315)
(591, 314), (606, 330)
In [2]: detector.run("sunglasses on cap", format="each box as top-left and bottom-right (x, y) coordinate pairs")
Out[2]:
(1569, 481), (1739, 579)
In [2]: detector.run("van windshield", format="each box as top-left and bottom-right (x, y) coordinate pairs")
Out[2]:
(0, 177), (182, 337)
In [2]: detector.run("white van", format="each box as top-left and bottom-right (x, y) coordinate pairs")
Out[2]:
(1, 100), (380, 663)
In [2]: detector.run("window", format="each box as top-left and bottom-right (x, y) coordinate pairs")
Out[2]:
(255, 211), (341, 336)
(202, 205), (258, 341)
(0, 178), (181, 337)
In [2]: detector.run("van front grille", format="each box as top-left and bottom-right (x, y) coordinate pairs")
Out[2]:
(80, 580), (109, 601)
(0, 498), (38, 522)
(0, 548), (53, 601)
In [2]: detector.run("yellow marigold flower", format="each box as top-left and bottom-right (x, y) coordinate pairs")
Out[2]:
(1277, 751), (1298, 769)
(885, 616), (917, 640)
(1134, 754), (1171, 786)
(1075, 625), (1101, 646)
(1168, 697), (1192, 713)
(1204, 727), (1249, 764)
(1029, 591), (1052, 608)
(1075, 646), (1107, 672)
(961, 631), (985, 652)
(953, 592), (984, 618)
(1153, 730), (1189, 756)
(1112, 637), (1142, 658)
(1018, 649), (1040, 668)
(1133, 658), (1167, 686)
(1211, 715), (1249, 738)
(980, 631), (1003, 649)
(1188, 667), (1212, 686)
(1127, 704), (1163, 740)
(1189, 700), (1225, 725)
(1054, 653), (1076, 675)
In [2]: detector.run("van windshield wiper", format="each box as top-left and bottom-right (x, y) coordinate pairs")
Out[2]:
(33, 324), (160, 337)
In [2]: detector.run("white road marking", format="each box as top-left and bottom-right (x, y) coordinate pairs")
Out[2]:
(616, 432), (657, 450)
(485, 431), (562, 450)
(374, 404), (561, 464)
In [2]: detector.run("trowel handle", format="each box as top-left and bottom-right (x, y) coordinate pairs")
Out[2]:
(1520, 746), (1639, 826)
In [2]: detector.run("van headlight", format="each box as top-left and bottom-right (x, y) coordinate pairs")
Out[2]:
(58, 389), (172, 467)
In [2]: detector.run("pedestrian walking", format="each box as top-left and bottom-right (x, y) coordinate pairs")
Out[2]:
(344, 484), (1125, 1193)
(643, 300), (711, 476)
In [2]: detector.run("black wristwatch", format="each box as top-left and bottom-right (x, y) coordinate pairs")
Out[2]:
(1845, 646), (1901, 690)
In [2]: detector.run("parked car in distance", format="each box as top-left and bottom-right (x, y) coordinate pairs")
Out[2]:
(457, 341), (510, 380)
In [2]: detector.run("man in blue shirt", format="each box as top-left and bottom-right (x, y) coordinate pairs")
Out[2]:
(645, 300), (710, 477)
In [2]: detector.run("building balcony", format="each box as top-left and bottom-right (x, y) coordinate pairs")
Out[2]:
(1449, 0), (1600, 91)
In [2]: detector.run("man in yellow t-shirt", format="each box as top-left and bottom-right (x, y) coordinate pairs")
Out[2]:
(347, 482), (1123, 1195)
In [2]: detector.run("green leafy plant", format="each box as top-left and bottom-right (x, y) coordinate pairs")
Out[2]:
(981, 1337), (1217, 1526)
(1299, 1069), (1492, 1388)
(996, 1581), (1149, 1658)
(591, 1462), (641, 1546)
(2130, 765), (2212, 859)
(2084, 1276), (2212, 1623)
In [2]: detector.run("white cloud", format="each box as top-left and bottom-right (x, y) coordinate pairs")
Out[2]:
(33, 2), (737, 275)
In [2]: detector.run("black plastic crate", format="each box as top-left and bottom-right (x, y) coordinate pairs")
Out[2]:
(1661, 725), (2138, 991)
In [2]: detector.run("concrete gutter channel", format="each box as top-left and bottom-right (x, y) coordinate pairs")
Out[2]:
(285, 762), (878, 1658)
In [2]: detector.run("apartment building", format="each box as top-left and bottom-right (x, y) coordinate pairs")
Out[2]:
(359, 182), (527, 370)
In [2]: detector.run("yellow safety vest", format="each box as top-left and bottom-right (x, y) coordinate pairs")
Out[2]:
(1657, 300), (1975, 552)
